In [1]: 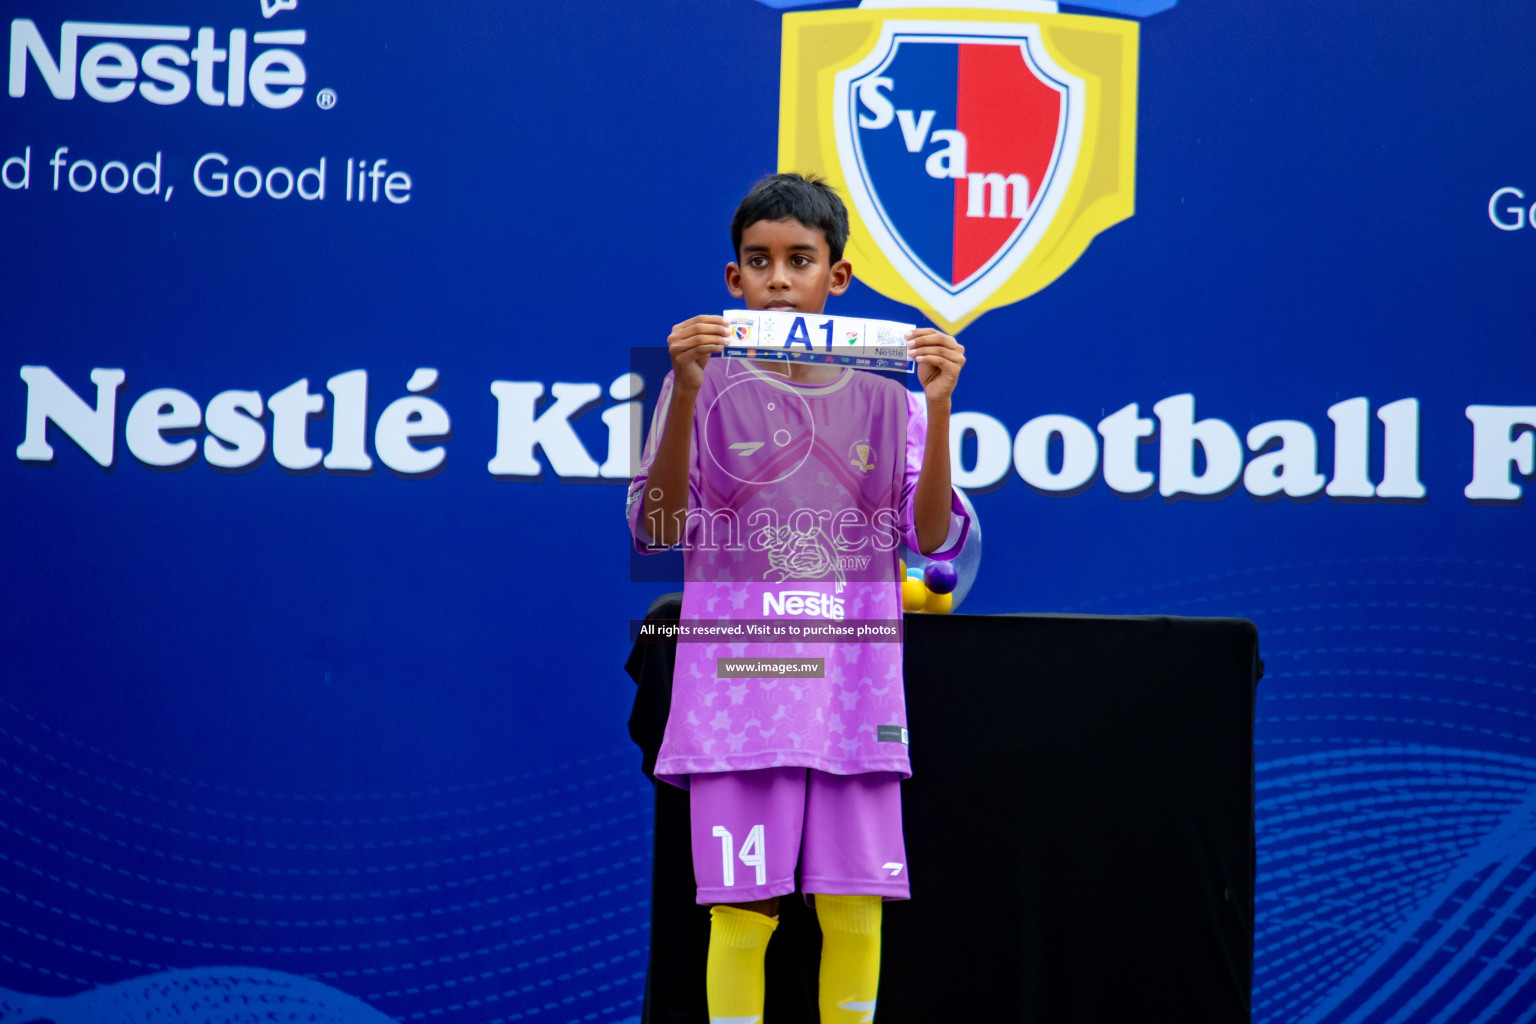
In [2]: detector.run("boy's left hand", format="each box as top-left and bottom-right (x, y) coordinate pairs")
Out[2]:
(906, 328), (965, 403)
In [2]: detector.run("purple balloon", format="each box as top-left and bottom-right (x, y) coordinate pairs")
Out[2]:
(923, 560), (959, 595)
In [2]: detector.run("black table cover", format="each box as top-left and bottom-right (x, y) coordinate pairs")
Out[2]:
(627, 594), (1259, 1023)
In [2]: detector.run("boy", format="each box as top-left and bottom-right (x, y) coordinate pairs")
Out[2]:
(626, 173), (967, 1023)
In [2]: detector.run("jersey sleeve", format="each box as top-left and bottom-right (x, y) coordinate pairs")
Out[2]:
(625, 369), (701, 552)
(900, 388), (971, 560)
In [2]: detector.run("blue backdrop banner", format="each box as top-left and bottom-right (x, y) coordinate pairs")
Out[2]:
(2, 0), (1533, 1022)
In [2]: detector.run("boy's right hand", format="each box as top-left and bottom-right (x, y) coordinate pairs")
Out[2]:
(667, 315), (729, 393)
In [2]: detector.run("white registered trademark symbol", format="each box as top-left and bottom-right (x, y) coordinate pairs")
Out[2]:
(316, 88), (337, 110)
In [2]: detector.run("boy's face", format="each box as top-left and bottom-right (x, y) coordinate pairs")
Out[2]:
(726, 217), (852, 313)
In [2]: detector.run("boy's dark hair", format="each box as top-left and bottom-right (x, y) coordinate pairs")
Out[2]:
(731, 172), (850, 264)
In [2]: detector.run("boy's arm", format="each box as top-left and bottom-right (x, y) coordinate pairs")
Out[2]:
(639, 382), (699, 548)
(639, 315), (728, 548)
(908, 329), (967, 554)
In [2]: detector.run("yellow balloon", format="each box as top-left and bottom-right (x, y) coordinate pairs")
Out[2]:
(901, 578), (928, 612)
(924, 590), (953, 615)
(898, 558), (907, 581)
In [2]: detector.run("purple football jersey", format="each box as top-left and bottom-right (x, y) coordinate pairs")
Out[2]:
(627, 357), (968, 788)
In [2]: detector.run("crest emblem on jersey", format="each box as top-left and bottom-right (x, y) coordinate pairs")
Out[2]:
(849, 441), (877, 474)
(778, 5), (1140, 332)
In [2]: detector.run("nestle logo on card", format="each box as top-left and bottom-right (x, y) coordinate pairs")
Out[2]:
(762, 590), (846, 621)
(9, 18), (308, 108)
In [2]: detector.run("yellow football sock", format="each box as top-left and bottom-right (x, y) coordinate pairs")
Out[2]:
(816, 893), (883, 1023)
(706, 904), (778, 1024)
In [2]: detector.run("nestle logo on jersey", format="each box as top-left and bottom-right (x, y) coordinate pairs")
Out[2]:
(763, 590), (846, 621)
(9, 18), (308, 108)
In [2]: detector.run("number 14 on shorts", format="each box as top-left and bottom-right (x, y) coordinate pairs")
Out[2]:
(712, 824), (767, 887)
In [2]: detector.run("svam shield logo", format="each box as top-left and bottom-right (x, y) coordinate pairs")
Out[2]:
(779, 7), (1138, 333)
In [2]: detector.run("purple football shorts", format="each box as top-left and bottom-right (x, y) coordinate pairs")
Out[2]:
(688, 767), (910, 904)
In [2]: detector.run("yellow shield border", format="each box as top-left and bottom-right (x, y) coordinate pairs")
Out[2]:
(778, 7), (1139, 333)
